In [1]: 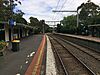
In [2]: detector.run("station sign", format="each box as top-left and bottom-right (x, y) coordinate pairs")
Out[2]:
(9, 19), (16, 27)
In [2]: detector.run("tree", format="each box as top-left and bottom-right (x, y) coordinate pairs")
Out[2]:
(60, 15), (77, 34)
(29, 17), (40, 26)
(39, 20), (50, 33)
(77, 0), (100, 35)
(29, 17), (41, 34)
(13, 11), (27, 24)
(0, 0), (28, 25)
(29, 18), (51, 34)
(56, 23), (62, 33)
(78, 0), (100, 25)
(0, 0), (22, 21)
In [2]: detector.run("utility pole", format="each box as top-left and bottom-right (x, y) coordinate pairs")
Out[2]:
(10, 0), (14, 40)
(0, 0), (3, 10)
(43, 23), (45, 34)
(10, 0), (13, 18)
(77, 10), (79, 28)
(41, 20), (45, 34)
(53, 10), (79, 28)
(53, 21), (55, 33)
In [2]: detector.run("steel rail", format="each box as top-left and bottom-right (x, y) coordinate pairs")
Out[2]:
(49, 37), (69, 75)
(50, 35), (96, 75)
(56, 36), (100, 61)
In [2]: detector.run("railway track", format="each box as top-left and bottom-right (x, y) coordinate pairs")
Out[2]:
(49, 36), (95, 75)
(48, 34), (100, 75)
(54, 35), (100, 61)
(53, 34), (100, 59)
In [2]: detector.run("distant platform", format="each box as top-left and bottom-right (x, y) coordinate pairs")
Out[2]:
(54, 33), (100, 43)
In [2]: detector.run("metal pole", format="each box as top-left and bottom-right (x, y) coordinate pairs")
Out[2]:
(0, 0), (3, 11)
(10, 0), (14, 40)
(10, 0), (13, 16)
(53, 22), (55, 33)
(43, 23), (45, 34)
(77, 10), (79, 28)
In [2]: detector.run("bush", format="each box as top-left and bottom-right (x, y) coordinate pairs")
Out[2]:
(0, 41), (7, 50)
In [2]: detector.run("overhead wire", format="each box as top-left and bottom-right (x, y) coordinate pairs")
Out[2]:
(53, 0), (86, 21)
(52, 0), (61, 20)
(68, 0), (87, 16)
(62, 0), (76, 16)
(56, 0), (61, 10)
(55, 0), (68, 20)
(55, 0), (87, 20)
(69, 0), (86, 9)
(60, 0), (68, 11)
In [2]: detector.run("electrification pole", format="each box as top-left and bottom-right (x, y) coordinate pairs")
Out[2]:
(10, 0), (14, 40)
(77, 10), (79, 28)
(41, 20), (45, 34)
(43, 23), (45, 34)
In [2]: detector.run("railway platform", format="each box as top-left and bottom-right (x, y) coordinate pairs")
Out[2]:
(55, 33), (100, 43)
(0, 34), (57, 75)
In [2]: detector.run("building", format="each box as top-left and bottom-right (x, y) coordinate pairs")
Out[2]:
(0, 21), (33, 41)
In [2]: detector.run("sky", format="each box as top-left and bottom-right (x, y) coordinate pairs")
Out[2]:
(15, 0), (99, 24)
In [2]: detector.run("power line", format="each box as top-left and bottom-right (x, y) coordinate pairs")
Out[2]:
(56, 0), (61, 10)
(60, 0), (68, 10)
(53, 0), (65, 20)
(59, 0), (76, 18)
(67, 0), (74, 9)
(68, 0), (86, 10)
(64, 0), (78, 15)
(53, 0), (86, 22)
(54, 0), (68, 20)
(52, 0), (61, 20)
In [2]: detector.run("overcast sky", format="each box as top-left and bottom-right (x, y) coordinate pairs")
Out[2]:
(16, 0), (99, 23)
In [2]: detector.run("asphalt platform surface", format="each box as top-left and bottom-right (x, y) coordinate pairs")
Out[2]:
(0, 34), (43, 75)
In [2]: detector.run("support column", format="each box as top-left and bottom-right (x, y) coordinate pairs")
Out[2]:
(18, 28), (21, 39)
(23, 29), (26, 37)
(26, 30), (29, 36)
(4, 24), (9, 42)
(11, 28), (14, 41)
(20, 28), (22, 38)
(22, 28), (25, 37)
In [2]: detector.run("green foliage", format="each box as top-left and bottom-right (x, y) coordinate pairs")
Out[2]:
(78, 0), (100, 25)
(58, 0), (100, 35)
(0, 41), (6, 50)
(29, 17), (40, 26)
(29, 18), (50, 34)
(0, 0), (22, 21)
(56, 24), (62, 32)
(13, 12), (27, 24)
(29, 17), (40, 33)
(76, 0), (100, 35)
(59, 15), (77, 34)
(0, 0), (10, 21)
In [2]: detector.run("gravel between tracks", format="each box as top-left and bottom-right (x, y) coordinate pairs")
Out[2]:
(54, 36), (100, 75)
(49, 36), (93, 75)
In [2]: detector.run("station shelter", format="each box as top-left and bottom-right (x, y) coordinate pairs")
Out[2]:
(88, 24), (100, 37)
(0, 22), (33, 42)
